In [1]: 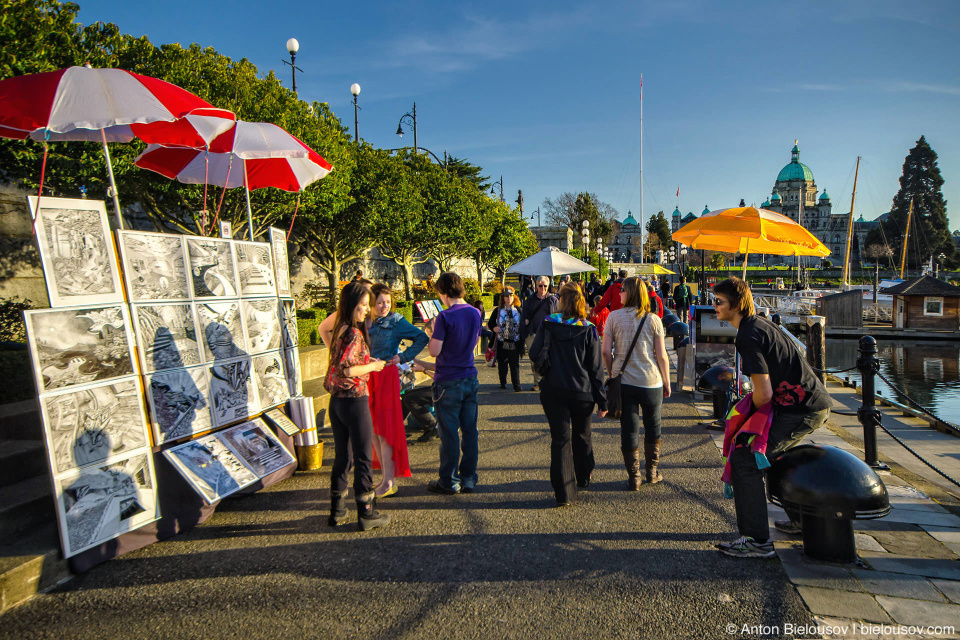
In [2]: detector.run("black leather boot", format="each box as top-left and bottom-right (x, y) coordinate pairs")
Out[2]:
(328, 490), (348, 527)
(357, 495), (391, 532)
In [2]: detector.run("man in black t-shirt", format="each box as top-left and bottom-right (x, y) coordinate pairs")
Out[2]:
(712, 277), (831, 559)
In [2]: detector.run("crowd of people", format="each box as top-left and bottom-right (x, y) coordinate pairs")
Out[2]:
(317, 271), (831, 561)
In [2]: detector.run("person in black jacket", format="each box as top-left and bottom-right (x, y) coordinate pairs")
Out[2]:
(520, 276), (558, 391)
(529, 283), (608, 507)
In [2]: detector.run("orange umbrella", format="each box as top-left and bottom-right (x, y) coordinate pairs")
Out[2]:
(672, 206), (829, 278)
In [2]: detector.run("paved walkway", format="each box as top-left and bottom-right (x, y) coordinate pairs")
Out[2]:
(4, 359), (960, 639)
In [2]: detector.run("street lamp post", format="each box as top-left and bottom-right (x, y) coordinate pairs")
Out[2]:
(282, 38), (302, 95)
(490, 176), (504, 202)
(350, 83), (361, 143)
(396, 103), (418, 154)
(938, 253), (946, 278)
(580, 220), (590, 281)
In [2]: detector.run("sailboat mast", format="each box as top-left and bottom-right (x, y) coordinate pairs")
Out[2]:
(639, 73), (644, 263)
(899, 197), (913, 278)
(841, 156), (861, 287)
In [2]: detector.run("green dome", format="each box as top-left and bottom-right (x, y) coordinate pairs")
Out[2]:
(702, 205), (710, 215)
(623, 210), (638, 226)
(672, 206), (680, 217)
(762, 198), (771, 208)
(777, 142), (814, 183)
(819, 190), (830, 201)
(770, 190), (781, 202)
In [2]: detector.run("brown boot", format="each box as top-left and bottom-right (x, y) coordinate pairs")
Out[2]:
(622, 447), (641, 491)
(644, 439), (663, 484)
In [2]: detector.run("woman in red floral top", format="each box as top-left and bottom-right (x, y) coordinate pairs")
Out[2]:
(323, 282), (390, 531)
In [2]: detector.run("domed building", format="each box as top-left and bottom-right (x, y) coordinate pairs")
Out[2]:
(610, 210), (643, 262)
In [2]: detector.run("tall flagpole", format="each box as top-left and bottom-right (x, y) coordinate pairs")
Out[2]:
(639, 74), (644, 263)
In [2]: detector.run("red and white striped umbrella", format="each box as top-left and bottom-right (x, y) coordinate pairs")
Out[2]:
(134, 120), (332, 239)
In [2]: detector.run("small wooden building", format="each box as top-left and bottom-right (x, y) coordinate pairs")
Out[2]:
(883, 276), (960, 331)
(816, 290), (863, 329)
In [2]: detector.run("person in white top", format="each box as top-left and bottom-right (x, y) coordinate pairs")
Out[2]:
(601, 276), (671, 490)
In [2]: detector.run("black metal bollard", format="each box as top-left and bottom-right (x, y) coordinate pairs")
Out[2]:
(856, 336), (889, 470)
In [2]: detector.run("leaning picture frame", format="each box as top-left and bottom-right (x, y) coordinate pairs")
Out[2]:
(38, 375), (151, 477)
(54, 448), (160, 558)
(25, 304), (138, 395)
(216, 418), (296, 478)
(117, 230), (190, 303)
(162, 433), (258, 504)
(27, 196), (124, 308)
(268, 227), (291, 297)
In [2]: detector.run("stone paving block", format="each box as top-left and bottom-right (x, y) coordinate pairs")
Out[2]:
(855, 533), (887, 553)
(853, 524), (956, 559)
(851, 569), (945, 602)
(875, 595), (960, 627)
(781, 558), (863, 591)
(931, 579), (960, 605)
(921, 525), (960, 545)
(880, 509), (960, 528)
(860, 553), (960, 581)
(886, 485), (929, 500)
(888, 500), (951, 515)
(797, 586), (891, 623)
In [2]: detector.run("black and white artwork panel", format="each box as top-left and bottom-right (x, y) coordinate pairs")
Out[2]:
(252, 351), (290, 410)
(27, 196), (124, 308)
(268, 228), (291, 297)
(185, 237), (239, 298)
(117, 231), (190, 302)
(162, 434), (257, 505)
(55, 449), (159, 558)
(242, 298), (282, 354)
(216, 419), (296, 478)
(145, 365), (213, 444)
(39, 376), (150, 477)
(208, 356), (259, 427)
(234, 241), (276, 297)
(195, 300), (247, 362)
(279, 298), (298, 349)
(281, 347), (302, 397)
(132, 302), (203, 373)
(25, 304), (136, 394)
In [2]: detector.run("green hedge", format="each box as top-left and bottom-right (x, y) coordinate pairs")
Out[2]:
(480, 293), (494, 311)
(394, 300), (414, 324)
(296, 317), (321, 347)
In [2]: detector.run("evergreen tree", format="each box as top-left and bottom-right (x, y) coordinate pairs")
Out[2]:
(869, 136), (954, 269)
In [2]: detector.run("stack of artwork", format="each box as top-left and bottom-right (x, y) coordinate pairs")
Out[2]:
(25, 196), (301, 555)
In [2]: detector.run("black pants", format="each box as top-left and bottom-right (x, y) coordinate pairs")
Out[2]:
(497, 341), (521, 388)
(402, 387), (436, 430)
(329, 395), (375, 499)
(730, 408), (830, 540)
(541, 394), (595, 504)
(619, 384), (662, 449)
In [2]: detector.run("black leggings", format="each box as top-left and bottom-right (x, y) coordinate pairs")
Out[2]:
(497, 341), (521, 387)
(329, 395), (374, 498)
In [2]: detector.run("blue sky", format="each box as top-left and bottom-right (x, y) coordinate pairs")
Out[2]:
(77, 1), (960, 231)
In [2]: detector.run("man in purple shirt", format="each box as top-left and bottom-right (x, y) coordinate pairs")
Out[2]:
(415, 272), (482, 494)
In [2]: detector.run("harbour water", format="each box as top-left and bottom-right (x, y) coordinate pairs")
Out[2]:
(825, 339), (960, 423)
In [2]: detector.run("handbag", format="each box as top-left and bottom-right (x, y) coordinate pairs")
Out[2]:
(485, 340), (497, 367)
(604, 313), (648, 419)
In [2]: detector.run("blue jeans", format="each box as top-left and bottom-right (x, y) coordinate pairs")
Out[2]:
(432, 376), (480, 491)
(619, 384), (663, 449)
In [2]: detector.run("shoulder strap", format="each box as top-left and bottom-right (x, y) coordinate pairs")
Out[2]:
(617, 313), (649, 376)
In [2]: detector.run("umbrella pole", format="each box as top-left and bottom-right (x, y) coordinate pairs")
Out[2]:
(243, 159), (254, 240)
(741, 239), (749, 280)
(100, 130), (124, 230)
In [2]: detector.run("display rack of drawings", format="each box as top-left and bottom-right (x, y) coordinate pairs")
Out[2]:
(24, 196), (304, 558)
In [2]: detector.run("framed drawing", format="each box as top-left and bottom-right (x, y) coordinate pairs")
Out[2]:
(279, 299), (298, 349)
(263, 408), (301, 437)
(252, 351), (290, 410)
(162, 434), (257, 504)
(208, 356), (259, 426)
(132, 302), (203, 373)
(55, 449), (159, 558)
(117, 231), (189, 302)
(219, 221), (232, 239)
(268, 227), (291, 297)
(145, 365), (213, 444)
(184, 237), (239, 298)
(242, 298), (282, 354)
(39, 376), (150, 477)
(234, 241), (276, 297)
(216, 419), (296, 478)
(195, 300), (247, 362)
(25, 305), (136, 394)
(27, 196), (124, 308)
(281, 347), (302, 397)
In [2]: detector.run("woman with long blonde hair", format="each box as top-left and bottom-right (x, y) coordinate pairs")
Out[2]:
(602, 276), (671, 490)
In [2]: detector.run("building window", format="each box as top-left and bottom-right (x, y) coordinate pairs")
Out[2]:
(924, 297), (944, 316)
